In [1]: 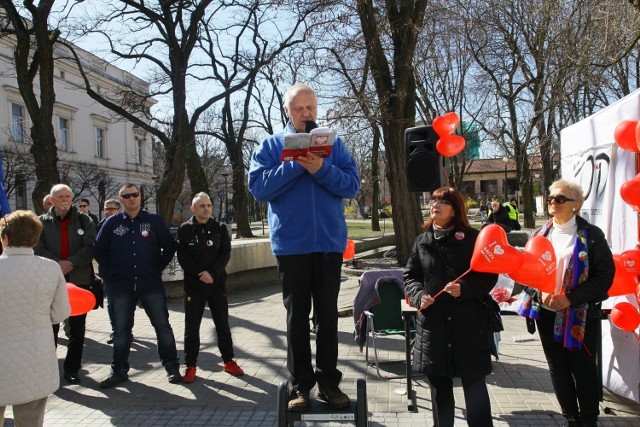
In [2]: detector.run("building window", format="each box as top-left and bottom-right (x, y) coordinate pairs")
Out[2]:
(136, 138), (143, 165)
(11, 103), (25, 142)
(15, 178), (27, 209)
(95, 127), (105, 158)
(59, 117), (70, 151)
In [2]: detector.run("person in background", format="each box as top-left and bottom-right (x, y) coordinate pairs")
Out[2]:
(78, 198), (99, 225)
(96, 198), (121, 344)
(94, 183), (181, 388)
(484, 197), (512, 232)
(35, 184), (96, 385)
(479, 200), (489, 225)
(0, 210), (70, 427)
(518, 179), (614, 427)
(42, 194), (54, 213)
(248, 83), (360, 412)
(504, 197), (521, 230)
(404, 187), (498, 427)
(176, 192), (244, 383)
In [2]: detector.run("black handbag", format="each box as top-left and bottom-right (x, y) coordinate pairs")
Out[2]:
(484, 294), (504, 333)
(80, 271), (104, 309)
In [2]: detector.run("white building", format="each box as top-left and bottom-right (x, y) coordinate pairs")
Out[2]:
(0, 32), (156, 217)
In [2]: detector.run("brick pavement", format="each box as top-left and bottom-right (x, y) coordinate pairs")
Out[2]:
(4, 270), (640, 426)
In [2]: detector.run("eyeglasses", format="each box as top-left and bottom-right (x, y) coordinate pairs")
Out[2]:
(103, 207), (119, 211)
(121, 192), (140, 199)
(78, 204), (88, 208)
(547, 195), (575, 204)
(429, 199), (452, 207)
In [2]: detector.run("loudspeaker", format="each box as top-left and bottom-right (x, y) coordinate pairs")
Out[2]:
(405, 125), (447, 192)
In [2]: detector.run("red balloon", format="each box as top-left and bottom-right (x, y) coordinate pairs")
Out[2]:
(620, 175), (640, 212)
(443, 112), (460, 132)
(66, 283), (96, 316)
(433, 112), (459, 138)
(610, 302), (640, 332)
(635, 121), (640, 152)
(436, 135), (466, 157)
(636, 283), (640, 307)
(621, 249), (640, 275)
(508, 236), (557, 293)
(609, 255), (639, 297)
(470, 224), (523, 274)
(614, 120), (640, 152)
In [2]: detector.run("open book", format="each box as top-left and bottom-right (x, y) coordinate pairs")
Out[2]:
(281, 127), (336, 161)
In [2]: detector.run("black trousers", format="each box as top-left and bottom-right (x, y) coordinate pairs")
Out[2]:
(427, 375), (493, 427)
(277, 252), (343, 392)
(536, 308), (600, 424)
(52, 313), (87, 375)
(183, 286), (234, 367)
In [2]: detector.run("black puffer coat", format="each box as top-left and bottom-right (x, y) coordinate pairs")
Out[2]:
(404, 226), (498, 378)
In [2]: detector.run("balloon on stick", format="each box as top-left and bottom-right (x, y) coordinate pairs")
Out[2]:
(621, 249), (640, 276)
(620, 174), (640, 212)
(508, 236), (557, 293)
(436, 135), (466, 157)
(470, 224), (523, 274)
(432, 112), (460, 138)
(608, 254), (639, 297)
(66, 283), (96, 316)
(610, 302), (640, 332)
(614, 120), (640, 153)
(443, 112), (460, 131)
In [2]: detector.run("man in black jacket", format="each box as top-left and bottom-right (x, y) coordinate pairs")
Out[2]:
(176, 192), (244, 383)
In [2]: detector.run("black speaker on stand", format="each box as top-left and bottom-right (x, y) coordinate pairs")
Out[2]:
(405, 125), (447, 192)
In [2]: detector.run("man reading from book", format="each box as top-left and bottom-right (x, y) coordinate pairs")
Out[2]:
(248, 83), (360, 412)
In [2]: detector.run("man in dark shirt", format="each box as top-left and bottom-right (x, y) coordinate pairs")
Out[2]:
(176, 192), (243, 383)
(94, 183), (181, 388)
(78, 198), (99, 225)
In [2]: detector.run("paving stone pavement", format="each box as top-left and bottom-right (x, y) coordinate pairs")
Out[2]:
(4, 268), (639, 426)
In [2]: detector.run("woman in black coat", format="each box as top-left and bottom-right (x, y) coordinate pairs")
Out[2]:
(404, 187), (498, 427)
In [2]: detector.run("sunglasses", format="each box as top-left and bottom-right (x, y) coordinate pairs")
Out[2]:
(121, 192), (140, 199)
(430, 199), (452, 207)
(103, 207), (119, 211)
(79, 204), (88, 208)
(547, 195), (575, 204)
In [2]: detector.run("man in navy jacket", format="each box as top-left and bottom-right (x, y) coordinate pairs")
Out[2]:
(94, 183), (181, 388)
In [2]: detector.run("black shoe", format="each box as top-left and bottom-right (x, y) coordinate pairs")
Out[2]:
(107, 333), (114, 344)
(99, 373), (129, 389)
(317, 384), (350, 409)
(63, 372), (80, 384)
(167, 369), (182, 384)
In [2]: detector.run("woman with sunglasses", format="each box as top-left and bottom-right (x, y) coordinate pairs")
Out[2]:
(518, 179), (614, 427)
(404, 187), (498, 426)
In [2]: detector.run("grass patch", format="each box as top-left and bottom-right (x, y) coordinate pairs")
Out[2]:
(346, 220), (394, 239)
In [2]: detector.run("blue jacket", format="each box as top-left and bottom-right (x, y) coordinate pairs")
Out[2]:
(93, 209), (176, 291)
(248, 123), (360, 255)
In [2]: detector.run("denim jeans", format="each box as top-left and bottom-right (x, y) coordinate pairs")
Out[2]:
(110, 286), (179, 376)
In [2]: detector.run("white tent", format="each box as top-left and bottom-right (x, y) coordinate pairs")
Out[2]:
(560, 88), (640, 403)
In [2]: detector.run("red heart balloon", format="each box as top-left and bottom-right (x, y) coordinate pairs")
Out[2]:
(621, 249), (640, 275)
(432, 115), (454, 138)
(436, 135), (466, 157)
(614, 120), (640, 152)
(635, 121), (640, 152)
(609, 255), (639, 297)
(636, 283), (640, 307)
(620, 175), (640, 212)
(443, 112), (460, 132)
(508, 236), (556, 293)
(470, 224), (523, 274)
(610, 302), (640, 332)
(67, 282), (96, 316)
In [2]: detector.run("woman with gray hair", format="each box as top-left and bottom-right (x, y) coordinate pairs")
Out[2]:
(518, 179), (614, 427)
(0, 210), (70, 426)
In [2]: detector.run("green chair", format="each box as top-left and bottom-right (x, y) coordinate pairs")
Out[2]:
(364, 277), (415, 380)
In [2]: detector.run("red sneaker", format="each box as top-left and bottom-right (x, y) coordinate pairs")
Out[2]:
(224, 360), (244, 377)
(182, 366), (197, 383)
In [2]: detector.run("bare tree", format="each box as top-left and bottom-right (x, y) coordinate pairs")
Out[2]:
(0, 0), (61, 210)
(354, 0), (428, 264)
(0, 141), (35, 200)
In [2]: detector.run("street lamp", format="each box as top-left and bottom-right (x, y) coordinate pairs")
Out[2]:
(221, 173), (229, 223)
(502, 157), (509, 201)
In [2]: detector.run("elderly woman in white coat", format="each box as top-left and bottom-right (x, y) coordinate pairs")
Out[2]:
(0, 210), (70, 427)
